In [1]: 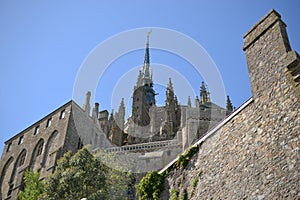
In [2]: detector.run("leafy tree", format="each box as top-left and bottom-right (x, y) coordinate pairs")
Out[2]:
(42, 148), (107, 199)
(18, 148), (132, 200)
(17, 170), (45, 200)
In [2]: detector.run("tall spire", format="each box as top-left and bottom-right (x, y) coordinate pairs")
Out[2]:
(142, 30), (152, 85)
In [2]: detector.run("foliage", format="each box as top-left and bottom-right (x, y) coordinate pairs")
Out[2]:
(192, 177), (198, 188)
(170, 188), (179, 200)
(41, 148), (107, 199)
(180, 189), (188, 200)
(136, 171), (164, 200)
(41, 148), (131, 200)
(175, 145), (200, 169)
(17, 170), (45, 200)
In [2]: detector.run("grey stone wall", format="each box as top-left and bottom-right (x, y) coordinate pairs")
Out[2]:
(0, 101), (73, 200)
(161, 9), (300, 199)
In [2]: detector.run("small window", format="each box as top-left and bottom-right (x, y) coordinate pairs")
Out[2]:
(46, 118), (52, 128)
(77, 138), (83, 149)
(34, 126), (40, 135)
(18, 136), (24, 145)
(19, 152), (26, 167)
(6, 142), (12, 152)
(59, 109), (66, 119)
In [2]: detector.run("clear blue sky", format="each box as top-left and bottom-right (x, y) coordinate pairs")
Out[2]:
(0, 1), (299, 154)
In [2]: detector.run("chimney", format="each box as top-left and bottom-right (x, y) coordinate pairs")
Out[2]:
(83, 91), (91, 115)
(92, 102), (99, 119)
(242, 9), (300, 103)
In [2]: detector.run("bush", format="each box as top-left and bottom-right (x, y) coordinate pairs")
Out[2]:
(136, 171), (164, 200)
(175, 145), (200, 170)
(170, 188), (179, 200)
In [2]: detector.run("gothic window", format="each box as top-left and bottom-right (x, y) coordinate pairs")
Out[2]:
(18, 152), (26, 167)
(34, 126), (40, 135)
(6, 142), (12, 152)
(18, 136), (24, 145)
(42, 131), (59, 170)
(36, 141), (44, 156)
(46, 118), (52, 128)
(59, 109), (65, 119)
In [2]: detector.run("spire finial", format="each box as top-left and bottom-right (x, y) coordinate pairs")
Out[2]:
(168, 78), (173, 91)
(200, 81), (209, 104)
(147, 30), (152, 42)
(226, 95), (233, 112)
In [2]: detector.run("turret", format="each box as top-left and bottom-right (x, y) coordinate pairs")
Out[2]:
(200, 82), (210, 104)
(187, 96), (192, 108)
(83, 91), (91, 115)
(226, 96), (233, 113)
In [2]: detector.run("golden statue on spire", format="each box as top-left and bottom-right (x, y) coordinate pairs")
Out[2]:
(147, 30), (152, 41)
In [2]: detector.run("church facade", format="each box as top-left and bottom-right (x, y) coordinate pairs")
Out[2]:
(0, 32), (230, 200)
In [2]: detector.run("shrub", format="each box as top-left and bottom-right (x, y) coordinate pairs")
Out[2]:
(170, 188), (179, 200)
(136, 171), (164, 200)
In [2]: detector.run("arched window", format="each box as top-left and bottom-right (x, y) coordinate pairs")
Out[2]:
(0, 157), (14, 199)
(42, 131), (59, 170)
(18, 152), (26, 167)
(29, 139), (44, 170)
(36, 140), (44, 156)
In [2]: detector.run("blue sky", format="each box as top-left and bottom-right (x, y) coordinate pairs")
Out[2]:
(0, 1), (299, 154)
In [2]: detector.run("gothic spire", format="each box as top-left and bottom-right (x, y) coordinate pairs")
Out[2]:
(142, 30), (152, 85)
(226, 95), (233, 112)
(200, 81), (210, 104)
(167, 78), (173, 91)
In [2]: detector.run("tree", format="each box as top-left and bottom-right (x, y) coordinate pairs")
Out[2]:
(18, 148), (132, 199)
(17, 170), (45, 200)
(42, 148), (107, 199)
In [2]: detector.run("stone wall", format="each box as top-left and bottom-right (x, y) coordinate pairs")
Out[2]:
(0, 101), (73, 200)
(161, 9), (300, 199)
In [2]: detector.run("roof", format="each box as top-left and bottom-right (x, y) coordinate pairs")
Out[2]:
(4, 100), (75, 144)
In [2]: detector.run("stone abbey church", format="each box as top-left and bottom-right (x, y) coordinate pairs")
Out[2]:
(0, 24), (231, 199)
(1, 9), (299, 200)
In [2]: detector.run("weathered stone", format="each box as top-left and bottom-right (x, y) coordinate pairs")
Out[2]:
(160, 9), (300, 200)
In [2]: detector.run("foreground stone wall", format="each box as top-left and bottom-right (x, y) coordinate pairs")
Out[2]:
(162, 9), (299, 199)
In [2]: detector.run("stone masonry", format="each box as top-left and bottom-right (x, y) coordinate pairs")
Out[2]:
(161, 9), (300, 199)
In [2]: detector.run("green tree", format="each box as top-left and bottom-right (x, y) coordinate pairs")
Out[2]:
(42, 148), (107, 200)
(17, 170), (45, 200)
(18, 148), (132, 200)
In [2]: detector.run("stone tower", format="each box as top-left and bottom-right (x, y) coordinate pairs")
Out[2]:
(132, 31), (156, 126)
